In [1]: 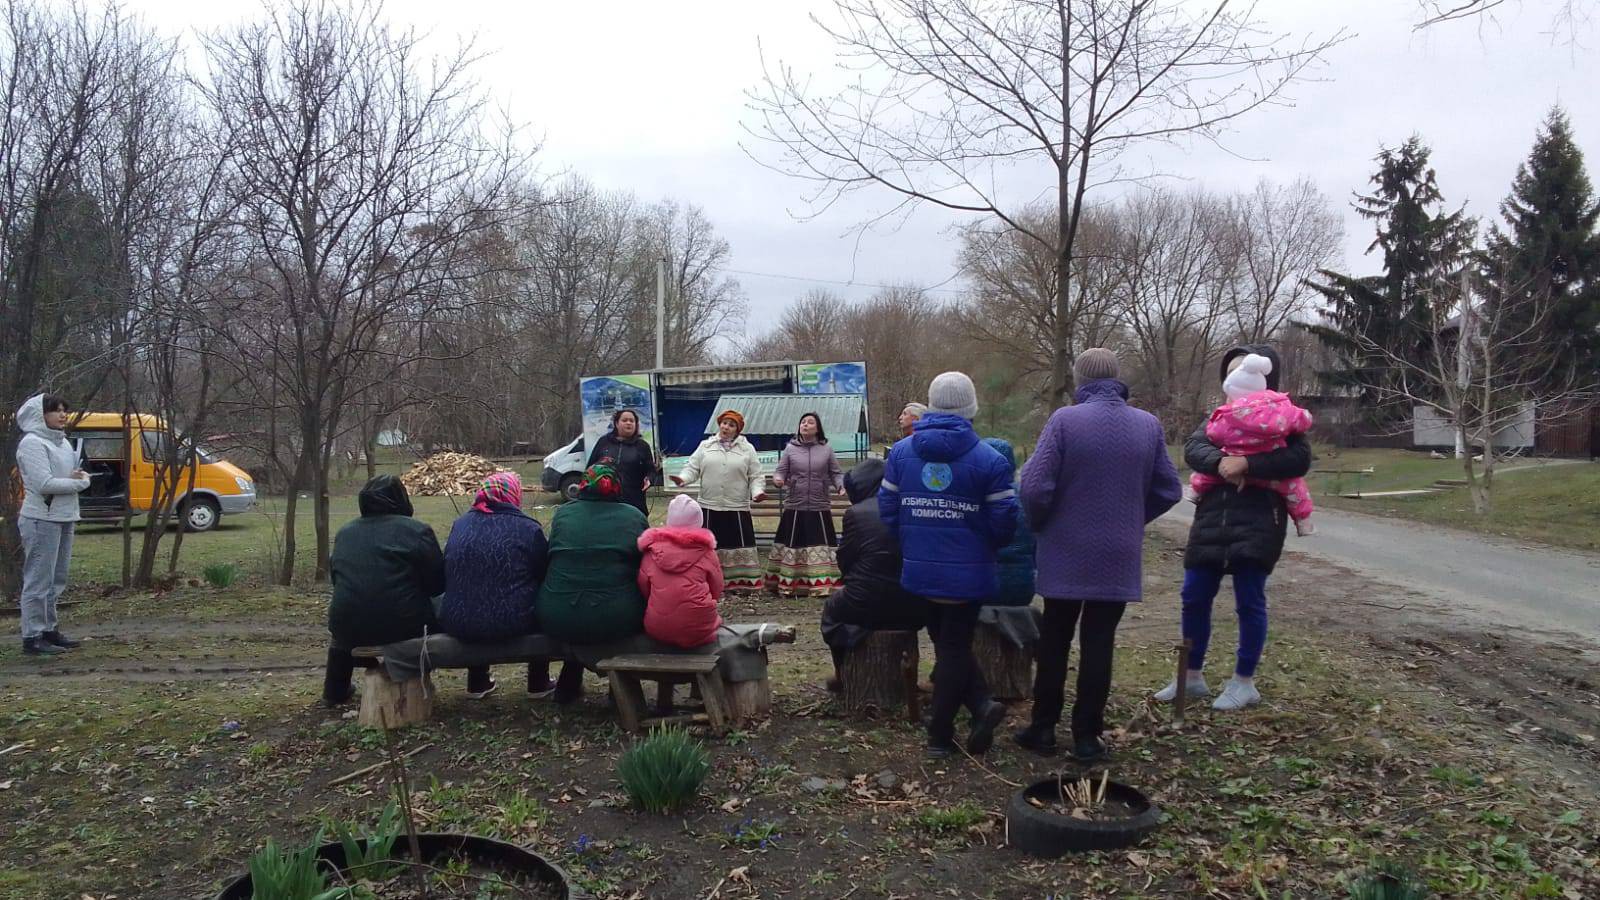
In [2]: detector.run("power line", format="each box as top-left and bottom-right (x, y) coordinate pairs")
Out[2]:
(721, 266), (968, 296)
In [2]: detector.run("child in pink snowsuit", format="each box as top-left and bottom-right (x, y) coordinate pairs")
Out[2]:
(1190, 353), (1316, 536)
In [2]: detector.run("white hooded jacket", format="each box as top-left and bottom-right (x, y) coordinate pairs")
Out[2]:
(14, 395), (90, 523)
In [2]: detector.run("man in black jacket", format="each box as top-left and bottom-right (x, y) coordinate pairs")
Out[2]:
(819, 458), (929, 685)
(323, 475), (490, 705)
(1154, 344), (1312, 712)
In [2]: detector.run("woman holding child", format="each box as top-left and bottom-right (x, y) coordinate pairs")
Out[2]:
(1154, 343), (1314, 712)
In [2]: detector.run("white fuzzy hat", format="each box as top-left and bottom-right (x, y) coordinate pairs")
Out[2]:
(1223, 353), (1273, 400)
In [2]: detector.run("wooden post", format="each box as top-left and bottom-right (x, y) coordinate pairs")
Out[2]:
(724, 678), (773, 723)
(1172, 640), (1191, 728)
(973, 620), (1033, 701)
(359, 668), (433, 730)
(840, 630), (921, 722)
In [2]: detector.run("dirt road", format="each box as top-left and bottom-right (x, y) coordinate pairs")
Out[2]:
(1158, 502), (1600, 643)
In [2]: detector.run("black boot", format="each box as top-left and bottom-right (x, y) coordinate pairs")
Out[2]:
(22, 637), (64, 656)
(322, 645), (356, 707)
(1011, 724), (1060, 757)
(966, 700), (1006, 755)
(1070, 735), (1108, 763)
(552, 662), (584, 705)
(466, 666), (497, 698)
(43, 630), (81, 649)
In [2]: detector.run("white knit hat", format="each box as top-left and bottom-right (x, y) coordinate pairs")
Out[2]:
(1223, 353), (1273, 401)
(928, 371), (979, 420)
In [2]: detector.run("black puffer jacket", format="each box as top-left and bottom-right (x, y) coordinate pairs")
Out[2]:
(1183, 344), (1313, 574)
(834, 459), (924, 613)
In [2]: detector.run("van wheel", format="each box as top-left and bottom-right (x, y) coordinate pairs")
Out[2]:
(181, 497), (221, 533)
(558, 473), (583, 503)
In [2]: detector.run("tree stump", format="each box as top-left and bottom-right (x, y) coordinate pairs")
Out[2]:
(359, 668), (434, 729)
(840, 630), (920, 722)
(724, 677), (772, 723)
(973, 620), (1034, 701)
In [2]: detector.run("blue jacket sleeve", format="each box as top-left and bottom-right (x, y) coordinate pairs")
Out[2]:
(1145, 428), (1183, 524)
(877, 451), (902, 541)
(983, 457), (1019, 550)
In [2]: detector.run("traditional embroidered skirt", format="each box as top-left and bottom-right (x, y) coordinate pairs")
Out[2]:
(703, 508), (763, 591)
(766, 508), (841, 596)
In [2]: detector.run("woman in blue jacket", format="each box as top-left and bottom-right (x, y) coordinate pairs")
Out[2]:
(879, 372), (1018, 758)
(438, 472), (550, 697)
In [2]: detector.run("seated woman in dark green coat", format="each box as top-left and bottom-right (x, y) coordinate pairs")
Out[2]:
(536, 464), (649, 702)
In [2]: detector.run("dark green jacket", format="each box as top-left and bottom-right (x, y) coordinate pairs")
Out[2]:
(328, 476), (445, 648)
(536, 497), (648, 644)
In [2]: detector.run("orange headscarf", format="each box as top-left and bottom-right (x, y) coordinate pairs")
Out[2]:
(716, 410), (745, 435)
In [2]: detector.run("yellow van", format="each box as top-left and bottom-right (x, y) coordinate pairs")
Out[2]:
(64, 413), (256, 532)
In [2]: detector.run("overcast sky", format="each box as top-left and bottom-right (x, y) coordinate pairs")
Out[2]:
(139, 0), (1597, 345)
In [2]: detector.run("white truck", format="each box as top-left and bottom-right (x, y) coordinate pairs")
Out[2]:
(540, 360), (869, 501)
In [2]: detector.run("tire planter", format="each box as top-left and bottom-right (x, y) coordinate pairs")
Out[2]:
(214, 832), (581, 899)
(1006, 777), (1160, 857)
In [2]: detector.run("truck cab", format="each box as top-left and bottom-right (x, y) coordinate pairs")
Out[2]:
(540, 434), (589, 501)
(66, 413), (256, 532)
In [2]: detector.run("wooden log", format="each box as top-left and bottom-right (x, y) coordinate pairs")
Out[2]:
(840, 630), (920, 723)
(695, 671), (732, 734)
(358, 668), (433, 730)
(973, 620), (1033, 701)
(607, 671), (649, 733)
(724, 677), (773, 723)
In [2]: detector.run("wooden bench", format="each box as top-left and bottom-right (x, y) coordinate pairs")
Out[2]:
(597, 654), (734, 734)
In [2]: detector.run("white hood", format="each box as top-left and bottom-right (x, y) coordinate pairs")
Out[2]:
(15, 394), (65, 445)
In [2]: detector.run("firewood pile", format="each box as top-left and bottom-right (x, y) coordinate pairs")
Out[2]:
(399, 452), (508, 496)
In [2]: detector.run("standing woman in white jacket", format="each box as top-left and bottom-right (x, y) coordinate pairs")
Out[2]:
(14, 394), (90, 655)
(671, 410), (767, 592)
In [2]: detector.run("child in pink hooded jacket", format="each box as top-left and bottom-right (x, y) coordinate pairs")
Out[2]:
(638, 494), (725, 648)
(1190, 353), (1316, 536)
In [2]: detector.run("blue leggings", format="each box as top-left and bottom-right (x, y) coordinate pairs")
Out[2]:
(1181, 565), (1269, 678)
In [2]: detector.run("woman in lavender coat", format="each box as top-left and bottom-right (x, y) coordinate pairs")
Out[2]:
(1011, 349), (1182, 761)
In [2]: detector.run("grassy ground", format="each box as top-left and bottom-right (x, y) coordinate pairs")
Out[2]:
(2, 535), (1597, 898)
(1162, 443), (1600, 553)
(1309, 449), (1600, 552)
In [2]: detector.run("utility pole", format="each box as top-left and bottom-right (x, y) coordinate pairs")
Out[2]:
(655, 257), (666, 370)
(1455, 268), (1472, 459)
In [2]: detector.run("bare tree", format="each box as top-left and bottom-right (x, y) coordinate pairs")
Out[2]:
(1354, 264), (1596, 514)
(0, 0), (172, 597)
(1112, 188), (1229, 427)
(1217, 178), (1343, 344)
(747, 0), (1342, 404)
(1413, 0), (1594, 40)
(200, 0), (520, 583)
(957, 204), (1125, 401)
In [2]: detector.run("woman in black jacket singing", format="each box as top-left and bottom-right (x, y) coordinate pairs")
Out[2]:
(587, 408), (661, 517)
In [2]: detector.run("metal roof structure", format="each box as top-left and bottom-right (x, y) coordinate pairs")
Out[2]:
(703, 394), (866, 438)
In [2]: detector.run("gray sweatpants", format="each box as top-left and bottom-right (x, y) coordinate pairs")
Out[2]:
(18, 517), (74, 640)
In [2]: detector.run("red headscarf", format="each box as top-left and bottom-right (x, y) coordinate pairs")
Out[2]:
(472, 471), (523, 514)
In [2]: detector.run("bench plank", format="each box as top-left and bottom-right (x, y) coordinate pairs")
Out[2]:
(597, 654), (720, 674)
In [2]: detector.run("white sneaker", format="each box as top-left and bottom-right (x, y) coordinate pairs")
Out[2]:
(1212, 678), (1261, 711)
(1153, 675), (1211, 702)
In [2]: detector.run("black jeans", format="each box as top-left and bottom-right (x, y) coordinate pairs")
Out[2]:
(927, 601), (990, 745)
(1028, 599), (1126, 740)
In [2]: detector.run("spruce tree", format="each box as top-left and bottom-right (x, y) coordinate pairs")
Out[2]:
(1304, 136), (1475, 418)
(1485, 106), (1600, 384)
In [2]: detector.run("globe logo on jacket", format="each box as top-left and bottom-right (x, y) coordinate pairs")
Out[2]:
(920, 462), (953, 492)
